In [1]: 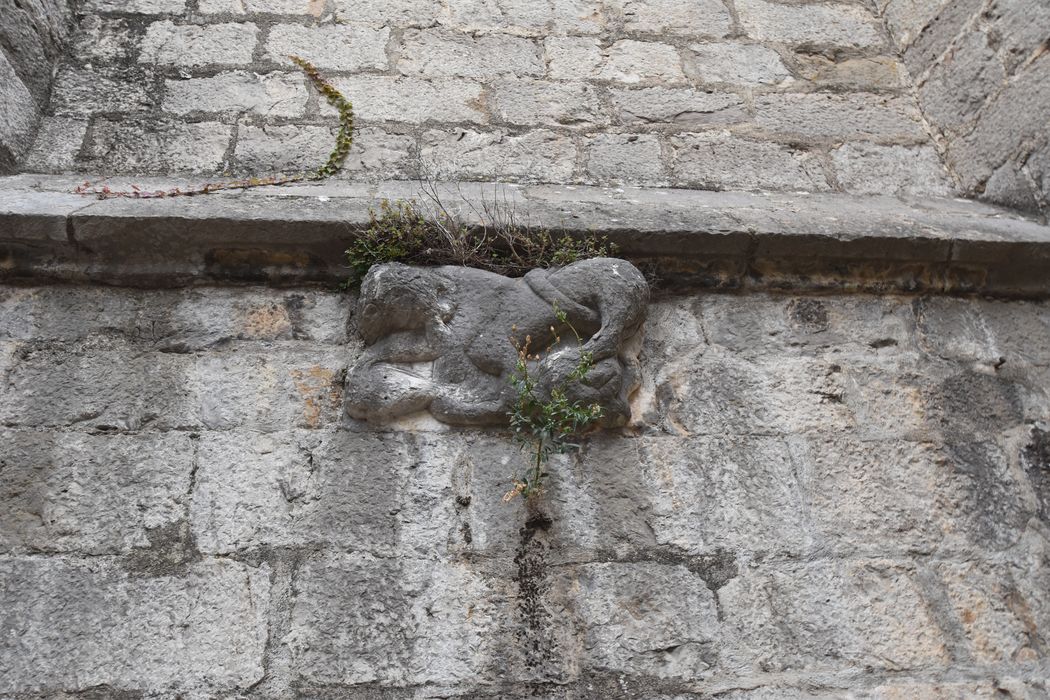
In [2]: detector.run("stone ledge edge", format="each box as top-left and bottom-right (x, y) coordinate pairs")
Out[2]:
(1, 177), (1049, 297)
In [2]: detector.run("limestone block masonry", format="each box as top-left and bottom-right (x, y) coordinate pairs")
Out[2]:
(18, 0), (959, 198)
(878, 0), (1050, 216)
(1, 282), (1049, 697)
(0, 0), (74, 173)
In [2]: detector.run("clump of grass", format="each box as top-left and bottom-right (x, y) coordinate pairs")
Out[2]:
(346, 197), (617, 283)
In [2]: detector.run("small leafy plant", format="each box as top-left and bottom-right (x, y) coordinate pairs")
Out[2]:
(347, 197), (616, 285)
(504, 304), (603, 502)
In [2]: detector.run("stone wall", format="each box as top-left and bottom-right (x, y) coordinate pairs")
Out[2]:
(878, 0), (1050, 215)
(2, 282), (1048, 697)
(20, 0), (956, 197)
(0, 0), (74, 173)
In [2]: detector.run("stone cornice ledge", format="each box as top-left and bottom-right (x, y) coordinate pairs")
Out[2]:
(2, 175), (1049, 296)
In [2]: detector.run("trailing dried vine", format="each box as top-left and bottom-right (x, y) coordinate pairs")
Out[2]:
(73, 56), (354, 200)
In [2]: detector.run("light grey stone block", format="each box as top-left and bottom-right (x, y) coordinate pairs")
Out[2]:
(832, 143), (953, 197)
(0, 430), (194, 554)
(139, 21), (259, 66)
(596, 39), (687, 84)
(326, 76), (487, 124)
(671, 131), (830, 192)
(0, 557), (269, 694)
(683, 42), (791, 86)
(0, 50), (39, 169)
(398, 30), (543, 78)
(419, 128), (577, 181)
(737, 0), (884, 49)
(84, 0), (186, 13)
(610, 88), (746, 126)
(265, 24), (389, 71)
(754, 93), (925, 142)
(82, 118), (232, 173)
(585, 133), (666, 184)
(620, 0), (731, 36)
(49, 66), (156, 117)
(164, 71), (308, 118)
(490, 79), (606, 127)
(20, 117), (88, 173)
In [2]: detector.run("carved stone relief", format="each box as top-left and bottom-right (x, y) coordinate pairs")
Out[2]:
(345, 258), (650, 427)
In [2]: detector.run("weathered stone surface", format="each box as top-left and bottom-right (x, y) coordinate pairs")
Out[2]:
(419, 128), (577, 181)
(164, 71), (308, 118)
(736, 0), (884, 49)
(398, 30), (543, 78)
(49, 66), (156, 117)
(917, 30), (1006, 135)
(754, 93), (925, 142)
(0, 430), (193, 554)
(671, 131), (830, 192)
(620, 0), (731, 36)
(81, 118), (231, 173)
(346, 259), (648, 426)
(610, 88), (746, 126)
(596, 39), (687, 84)
(84, 0), (186, 12)
(138, 21), (259, 66)
(19, 116), (88, 172)
(683, 42), (791, 86)
(544, 35), (603, 80)
(265, 24), (390, 71)
(831, 143), (953, 197)
(490, 79), (606, 127)
(0, 51), (39, 170)
(201, 0), (329, 13)
(792, 54), (903, 90)
(0, 557), (268, 694)
(585, 133), (666, 184)
(328, 76), (487, 124)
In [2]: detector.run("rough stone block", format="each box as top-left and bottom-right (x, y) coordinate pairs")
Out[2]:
(831, 143), (953, 197)
(918, 31), (1005, 135)
(288, 552), (498, 686)
(19, 117), (88, 173)
(326, 76), (487, 124)
(490, 79), (606, 126)
(265, 24), (389, 71)
(164, 71), (308, 118)
(84, 0), (186, 12)
(446, 0), (605, 35)
(234, 123), (332, 172)
(194, 347), (346, 430)
(719, 559), (949, 673)
(0, 286), (351, 347)
(419, 128), (576, 182)
(561, 562), (721, 678)
(903, 0), (982, 76)
(584, 133), (665, 185)
(138, 21), (259, 66)
(0, 557), (269, 695)
(201, 0), (329, 13)
(931, 547), (1050, 664)
(881, 0), (944, 48)
(333, 0), (439, 27)
(984, 0), (1050, 74)
(69, 16), (142, 65)
(0, 51), (39, 170)
(0, 430), (193, 554)
(597, 39), (687, 84)
(334, 126), (417, 180)
(638, 435), (809, 558)
(191, 430), (400, 554)
(754, 93), (925, 142)
(49, 66), (156, 117)
(0, 346), (196, 430)
(620, 0), (730, 36)
(736, 0), (884, 49)
(544, 36), (602, 80)
(0, 0), (74, 105)
(671, 131), (830, 192)
(683, 42), (791, 86)
(945, 52), (1050, 192)
(398, 30), (543, 78)
(82, 118), (231, 173)
(792, 54), (903, 90)
(610, 88), (746, 126)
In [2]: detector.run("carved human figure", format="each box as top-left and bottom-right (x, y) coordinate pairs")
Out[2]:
(345, 258), (649, 427)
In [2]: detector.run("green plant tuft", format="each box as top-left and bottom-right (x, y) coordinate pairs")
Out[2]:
(346, 198), (617, 285)
(504, 303), (603, 502)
